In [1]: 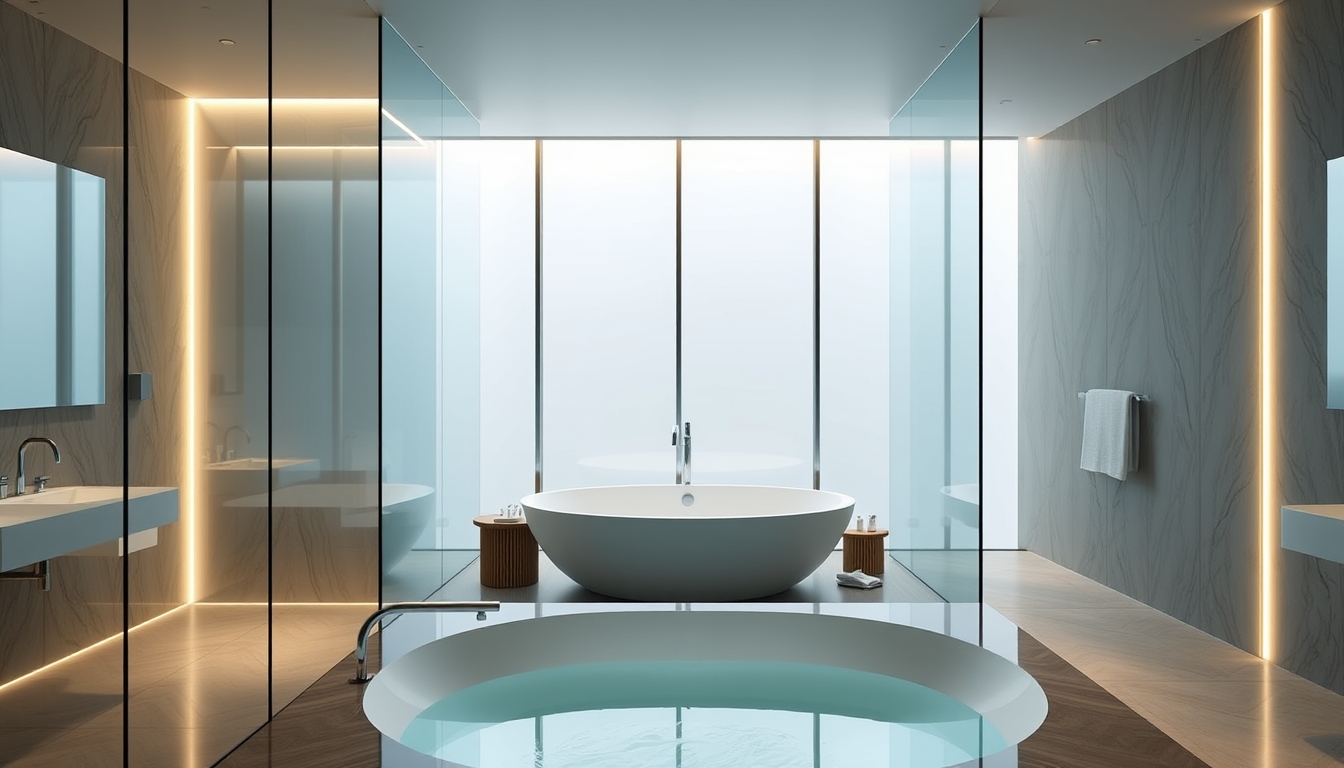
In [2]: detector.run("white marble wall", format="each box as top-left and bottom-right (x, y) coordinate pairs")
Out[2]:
(1020, 21), (1261, 660)
(1023, 0), (1344, 695)
(1272, 0), (1344, 692)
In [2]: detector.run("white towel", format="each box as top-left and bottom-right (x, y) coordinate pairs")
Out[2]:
(1080, 389), (1139, 480)
(836, 570), (883, 589)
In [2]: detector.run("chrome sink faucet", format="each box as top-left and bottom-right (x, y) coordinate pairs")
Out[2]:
(16, 437), (61, 495)
(672, 422), (692, 485)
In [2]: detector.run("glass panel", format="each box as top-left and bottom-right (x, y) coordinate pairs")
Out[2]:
(125, 0), (270, 762)
(888, 22), (982, 605)
(681, 140), (814, 488)
(270, 14), (381, 717)
(381, 19), (484, 604)
(540, 140), (677, 489)
(0, 1), (125, 763)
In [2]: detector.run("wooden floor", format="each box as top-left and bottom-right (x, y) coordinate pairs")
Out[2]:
(213, 625), (1205, 768)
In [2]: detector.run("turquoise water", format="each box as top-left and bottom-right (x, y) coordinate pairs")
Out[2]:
(397, 661), (1005, 767)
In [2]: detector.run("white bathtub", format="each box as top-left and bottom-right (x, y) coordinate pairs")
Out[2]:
(520, 484), (854, 601)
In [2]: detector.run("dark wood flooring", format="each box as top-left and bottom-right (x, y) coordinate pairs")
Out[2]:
(214, 629), (1207, 767)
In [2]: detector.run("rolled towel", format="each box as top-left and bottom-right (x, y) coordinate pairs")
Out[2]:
(836, 570), (883, 590)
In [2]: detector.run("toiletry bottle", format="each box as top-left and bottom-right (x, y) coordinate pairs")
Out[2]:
(856, 515), (865, 532)
(868, 514), (877, 532)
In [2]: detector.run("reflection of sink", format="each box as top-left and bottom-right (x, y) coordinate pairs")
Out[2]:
(205, 457), (319, 499)
(208, 458), (316, 471)
(0, 486), (179, 571)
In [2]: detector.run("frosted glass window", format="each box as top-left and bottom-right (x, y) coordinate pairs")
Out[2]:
(681, 141), (814, 488)
(479, 141), (537, 519)
(541, 141), (677, 489)
(819, 141), (890, 528)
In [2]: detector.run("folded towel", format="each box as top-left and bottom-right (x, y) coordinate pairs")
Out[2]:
(1080, 389), (1138, 481)
(836, 570), (883, 590)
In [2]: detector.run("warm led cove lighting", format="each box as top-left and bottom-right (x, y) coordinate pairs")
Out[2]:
(0, 603), (189, 695)
(1259, 8), (1276, 663)
(186, 99), (199, 605)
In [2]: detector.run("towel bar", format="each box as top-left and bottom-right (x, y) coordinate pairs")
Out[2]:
(1077, 391), (1146, 402)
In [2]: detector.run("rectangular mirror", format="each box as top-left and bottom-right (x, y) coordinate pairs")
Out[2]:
(1330, 156), (1344, 408)
(0, 146), (106, 410)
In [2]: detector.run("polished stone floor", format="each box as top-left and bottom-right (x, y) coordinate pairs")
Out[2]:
(9, 551), (1344, 767)
(0, 602), (372, 768)
(984, 551), (1344, 768)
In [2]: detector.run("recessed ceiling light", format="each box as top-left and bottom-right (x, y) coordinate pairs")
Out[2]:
(218, 38), (236, 46)
(1000, 99), (1013, 105)
(1085, 38), (1102, 46)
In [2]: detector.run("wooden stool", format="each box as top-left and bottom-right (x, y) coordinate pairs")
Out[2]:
(842, 528), (888, 575)
(473, 515), (539, 588)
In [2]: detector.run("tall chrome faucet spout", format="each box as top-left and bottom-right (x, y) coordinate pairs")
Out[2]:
(681, 422), (691, 485)
(16, 437), (61, 496)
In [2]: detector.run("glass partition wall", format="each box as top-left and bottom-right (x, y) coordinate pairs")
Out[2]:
(378, 22), (982, 611)
(889, 23), (983, 604)
(0, 3), (382, 766)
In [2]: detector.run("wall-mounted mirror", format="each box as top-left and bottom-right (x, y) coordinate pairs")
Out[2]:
(1330, 156), (1344, 407)
(0, 146), (106, 410)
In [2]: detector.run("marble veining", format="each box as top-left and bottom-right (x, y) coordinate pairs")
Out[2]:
(1023, 0), (1344, 697)
(0, 1), (190, 688)
(1019, 13), (1261, 673)
(1272, 0), (1344, 693)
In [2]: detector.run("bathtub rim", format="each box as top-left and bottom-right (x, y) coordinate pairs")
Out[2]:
(364, 610), (1048, 758)
(520, 483), (856, 521)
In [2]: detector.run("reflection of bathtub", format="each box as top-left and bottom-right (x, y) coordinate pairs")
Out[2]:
(226, 483), (434, 570)
(521, 484), (854, 601)
(940, 483), (979, 528)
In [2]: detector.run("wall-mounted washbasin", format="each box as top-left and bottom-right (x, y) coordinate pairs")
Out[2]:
(1281, 504), (1344, 564)
(0, 486), (178, 572)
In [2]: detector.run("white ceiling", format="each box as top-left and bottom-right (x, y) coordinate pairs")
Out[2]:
(984, 0), (1279, 137)
(8, 0), (1279, 138)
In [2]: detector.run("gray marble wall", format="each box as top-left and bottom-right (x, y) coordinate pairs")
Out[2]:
(0, 0), (189, 685)
(1022, 0), (1344, 693)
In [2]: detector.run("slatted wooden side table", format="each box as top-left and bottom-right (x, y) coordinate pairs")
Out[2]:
(473, 515), (539, 588)
(842, 528), (888, 575)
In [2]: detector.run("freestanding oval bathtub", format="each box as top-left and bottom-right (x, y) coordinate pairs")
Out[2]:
(520, 484), (855, 601)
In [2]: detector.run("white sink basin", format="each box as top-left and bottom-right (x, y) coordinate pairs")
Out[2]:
(11, 486), (124, 505)
(0, 486), (179, 571)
